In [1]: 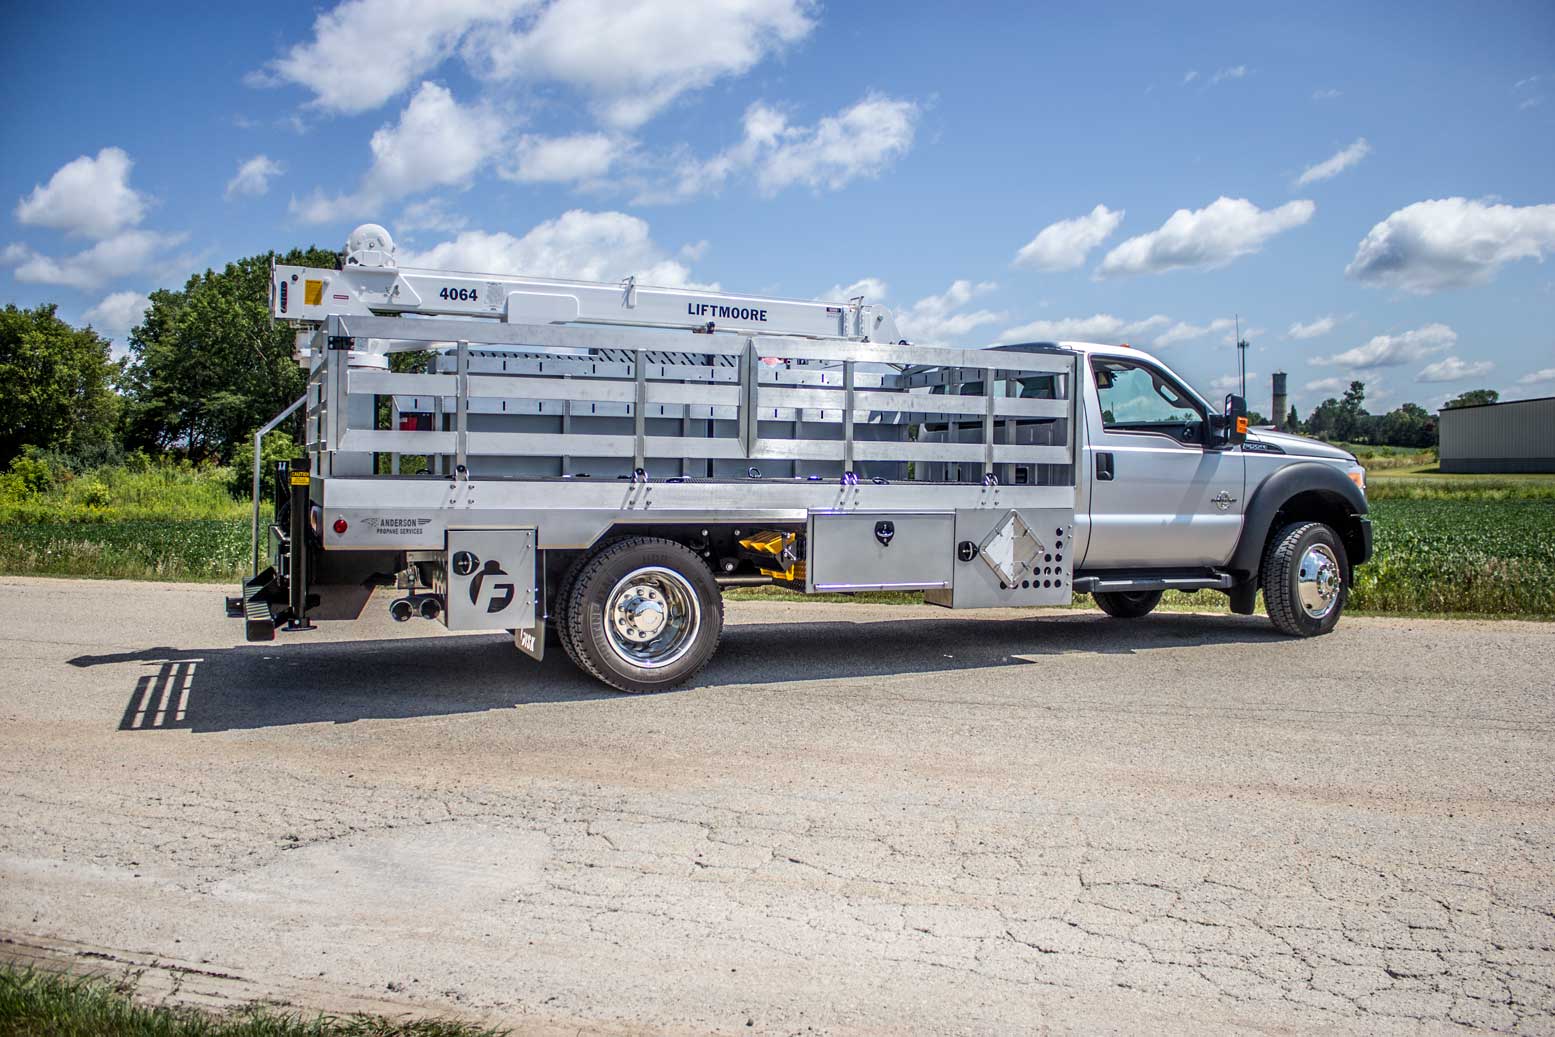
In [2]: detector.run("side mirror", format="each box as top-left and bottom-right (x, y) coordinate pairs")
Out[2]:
(1223, 393), (1248, 445)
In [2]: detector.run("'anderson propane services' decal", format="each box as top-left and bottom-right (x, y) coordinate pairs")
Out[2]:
(358, 516), (435, 537)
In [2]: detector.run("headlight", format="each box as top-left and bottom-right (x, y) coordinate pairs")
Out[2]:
(1346, 464), (1366, 493)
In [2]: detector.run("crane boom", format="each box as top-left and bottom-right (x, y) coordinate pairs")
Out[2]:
(272, 223), (903, 344)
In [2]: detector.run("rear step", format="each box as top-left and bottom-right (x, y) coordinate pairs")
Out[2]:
(231, 569), (279, 642)
(1073, 572), (1234, 594)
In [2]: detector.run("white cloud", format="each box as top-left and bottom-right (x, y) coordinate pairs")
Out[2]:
(1210, 65), (1248, 85)
(467, 0), (816, 129)
(501, 133), (623, 184)
(290, 82), (504, 223)
(655, 94), (917, 201)
(1312, 324), (1456, 369)
(999, 313), (1170, 344)
(1417, 356), (1493, 383)
(15, 147), (148, 239)
(397, 198), (469, 235)
(1305, 377), (1348, 395)
(225, 155), (284, 199)
(815, 277), (998, 344)
(817, 277), (889, 304)
(1210, 372), (1254, 392)
(1296, 138), (1370, 186)
(1183, 69), (1199, 84)
(1517, 367), (1555, 385)
(81, 290), (150, 342)
(1287, 315), (1339, 339)
(400, 210), (704, 287)
(895, 281), (1003, 345)
(254, 0), (534, 114)
(1312, 88), (1342, 101)
(1013, 205), (1124, 271)
(1096, 197), (1315, 278)
(4, 230), (187, 290)
(1153, 317), (1237, 347)
(1346, 198), (1555, 294)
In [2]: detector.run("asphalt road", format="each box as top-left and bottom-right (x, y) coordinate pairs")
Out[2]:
(2, 575), (1553, 1035)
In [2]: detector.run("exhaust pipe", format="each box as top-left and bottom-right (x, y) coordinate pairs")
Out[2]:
(418, 595), (443, 621)
(389, 598), (414, 622)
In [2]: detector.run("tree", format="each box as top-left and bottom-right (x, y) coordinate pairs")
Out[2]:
(1377, 402), (1435, 448)
(1285, 404), (1300, 433)
(1338, 381), (1367, 440)
(0, 304), (119, 465)
(1443, 388), (1499, 409)
(1306, 397), (1342, 440)
(120, 246), (338, 461)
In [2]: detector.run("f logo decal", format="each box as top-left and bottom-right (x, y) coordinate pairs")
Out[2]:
(464, 554), (516, 614)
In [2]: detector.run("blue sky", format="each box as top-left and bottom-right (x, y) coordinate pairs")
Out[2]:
(3, 0), (1553, 417)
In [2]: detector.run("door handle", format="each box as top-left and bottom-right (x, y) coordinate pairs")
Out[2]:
(1096, 452), (1114, 481)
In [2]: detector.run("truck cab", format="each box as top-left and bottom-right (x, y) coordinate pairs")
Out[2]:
(1058, 340), (1370, 632)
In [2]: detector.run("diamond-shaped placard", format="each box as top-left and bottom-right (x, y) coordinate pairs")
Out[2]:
(977, 511), (1046, 586)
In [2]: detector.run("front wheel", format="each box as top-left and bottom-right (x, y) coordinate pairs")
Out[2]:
(564, 537), (723, 693)
(1093, 590), (1164, 619)
(1261, 521), (1348, 637)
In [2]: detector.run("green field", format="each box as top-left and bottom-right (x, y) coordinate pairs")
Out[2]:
(1, 463), (1551, 618)
(0, 519), (252, 582)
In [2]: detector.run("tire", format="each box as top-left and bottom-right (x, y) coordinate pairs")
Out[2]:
(550, 551), (591, 669)
(1092, 589), (1164, 618)
(564, 537), (723, 693)
(1261, 521), (1348, 637)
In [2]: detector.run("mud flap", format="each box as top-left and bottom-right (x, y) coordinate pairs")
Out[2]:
(514, 562), (546, 661)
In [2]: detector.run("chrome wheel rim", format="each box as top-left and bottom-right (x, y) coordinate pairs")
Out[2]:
(1297, 543), (1342, 619)
(603, 566), (700, 670)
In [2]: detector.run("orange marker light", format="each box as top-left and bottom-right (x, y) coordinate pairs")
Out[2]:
(1235, 416), (1249, 435)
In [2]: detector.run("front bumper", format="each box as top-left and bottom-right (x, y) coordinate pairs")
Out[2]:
(1350, 515), (1373, 567)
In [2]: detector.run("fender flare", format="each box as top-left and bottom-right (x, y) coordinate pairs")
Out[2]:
(1229, 461), (1368, 577)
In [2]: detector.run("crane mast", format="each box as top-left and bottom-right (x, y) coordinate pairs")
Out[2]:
(272, 223), (904, 349)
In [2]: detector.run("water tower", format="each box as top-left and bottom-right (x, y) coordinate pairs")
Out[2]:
(1272, 371), (1288, 431)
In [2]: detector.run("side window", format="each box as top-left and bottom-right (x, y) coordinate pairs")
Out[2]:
(1091, 358), (1204, 445)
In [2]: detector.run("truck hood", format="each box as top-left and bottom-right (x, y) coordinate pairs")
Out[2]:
(1246, 429), (1356, 462)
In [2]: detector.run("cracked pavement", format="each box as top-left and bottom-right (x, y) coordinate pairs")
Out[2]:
(1, 575), (1553, 1034)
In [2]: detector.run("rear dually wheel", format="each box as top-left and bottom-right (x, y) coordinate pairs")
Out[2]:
(564, 537), (723, 693)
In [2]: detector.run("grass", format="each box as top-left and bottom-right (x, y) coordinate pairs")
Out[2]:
(0, 966), (507, 1037)
(0, 463), (253, 524)
(1351, 498), (1554, 616)
(0, 520), (252, 582)
(1334, 443), (1438, 471)
(0, 462), (264, 583)
(1, 461), (1549, 617)
(1366, 465), (1555, 500)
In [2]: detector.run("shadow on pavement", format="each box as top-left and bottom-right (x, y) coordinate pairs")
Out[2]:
(68, 611), (1284, 733)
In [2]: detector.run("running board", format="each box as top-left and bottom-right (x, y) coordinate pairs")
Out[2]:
(1072, 572), (1234, 594)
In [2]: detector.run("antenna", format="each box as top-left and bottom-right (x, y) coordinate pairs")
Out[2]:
(1235, 314), (1248, 399)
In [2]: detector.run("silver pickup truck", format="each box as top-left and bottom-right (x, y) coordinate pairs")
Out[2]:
(233, 235), (1371, 692)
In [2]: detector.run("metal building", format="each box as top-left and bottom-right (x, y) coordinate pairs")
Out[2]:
(1437, 396), (1555, 473)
